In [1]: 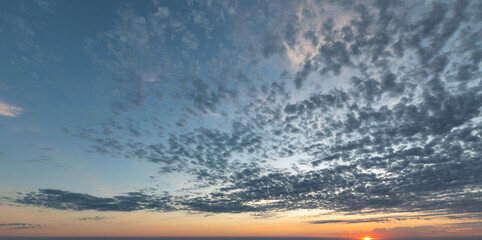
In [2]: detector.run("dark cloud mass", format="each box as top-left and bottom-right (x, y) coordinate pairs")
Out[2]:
(14, 0), (482, 222)
(16, 189), (175, 212)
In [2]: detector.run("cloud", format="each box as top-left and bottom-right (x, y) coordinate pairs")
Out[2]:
(310, 217), (391, 225)
(0, 223), (44, 230)
(262, 34), (286, 58)
(309, 213), (455, 225)
(154, 6), (170, 18)
(372, 226), (438, 236)
(78, 216), (106, 221)
(0, 100), (23, 117)
(19, 0), (481, 222)
(33, 0), (54, 13)
(16, 189), (175, 212)
(25, 155), (51, 163)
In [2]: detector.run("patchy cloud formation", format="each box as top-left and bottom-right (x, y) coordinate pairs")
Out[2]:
(15, 0), (482, 219)
(0, 100), (22, 117)
(0, 0), (481, 237)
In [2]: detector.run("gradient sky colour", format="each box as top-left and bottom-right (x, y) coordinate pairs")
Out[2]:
(0, 0), (481, 239)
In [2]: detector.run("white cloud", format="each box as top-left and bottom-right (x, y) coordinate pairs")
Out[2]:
(154, 6), (170, 18)
(0, 100), (23, 117)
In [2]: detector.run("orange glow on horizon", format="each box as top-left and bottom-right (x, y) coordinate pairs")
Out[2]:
(1, 205), (481, 238)
(364, 237), (371, 240)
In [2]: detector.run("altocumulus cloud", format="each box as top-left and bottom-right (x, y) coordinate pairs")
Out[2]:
(12, 0), (482, 222)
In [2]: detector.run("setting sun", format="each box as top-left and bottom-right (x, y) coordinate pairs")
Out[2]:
(364, 237), (371, 240)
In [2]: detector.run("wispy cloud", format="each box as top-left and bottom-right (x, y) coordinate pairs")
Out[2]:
(0, 223), (44, 230)
(78, 216), (106, 221)
(0, 100), (23, 117)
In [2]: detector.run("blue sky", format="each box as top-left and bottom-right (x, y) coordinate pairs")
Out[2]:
(0, 0), (481, 238)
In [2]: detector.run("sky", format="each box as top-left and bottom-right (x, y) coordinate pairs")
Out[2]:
(0, 0), (481, 239)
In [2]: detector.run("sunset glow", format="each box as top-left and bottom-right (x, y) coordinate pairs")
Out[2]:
(0, 0), (481, 240)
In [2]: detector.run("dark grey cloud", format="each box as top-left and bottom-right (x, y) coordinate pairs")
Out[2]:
(294, 60), (314, 89)
(0, 223), (44, 230)
(284, 16), (300, 48)
(317, 41), (351, 75)
(187, 78), (232, 114)
(262, 34), (286, 58)
(16, 189), (175, 212)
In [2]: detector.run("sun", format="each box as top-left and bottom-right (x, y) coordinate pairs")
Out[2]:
(364, 237), (371, 240)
